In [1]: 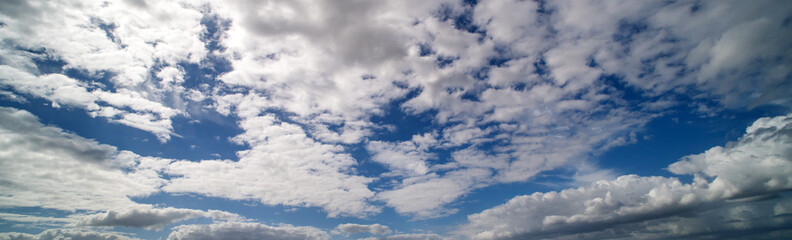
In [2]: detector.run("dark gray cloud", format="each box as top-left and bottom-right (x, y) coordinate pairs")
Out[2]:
(79, 207), (240, 230)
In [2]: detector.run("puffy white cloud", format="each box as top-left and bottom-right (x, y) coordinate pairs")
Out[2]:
(460, 114), (792, 239)
(0, 0), (219, 141)
(0, 229), (140, 240)
(0, 107), (159, 211)
(332, 223), (391, 235)
(2, 0), (790, 228)
(162, 114), (379, 217)
(367, 133), (438, 177)
(669, 114), (792, 199)
(166, 222), (329, 240)
(0, 65), (182, 141)
(0, 107), (243, 231)
(377, 168), (494, 219)
(548, 0), (792, 108)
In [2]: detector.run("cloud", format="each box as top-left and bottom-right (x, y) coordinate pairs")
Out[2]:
(360, 233), (448, 240)
(162, 114), (379, 217)
(0, 229), (140, 240)
(332, 223), (391, 235)
(0, 107), (245, 231)
(365, 0), (791, 218)
(0, 59), (180, 142)
(460, 113), (792, 239)
(0, 213), (76, 227)
(547, 0), (792, 108)
(1, 0), (790, 230)
(0, 107), (161, 211)
(77, 207), (242, 231)
(366, 133), (438, 177)
(377, 167), (494, 219)
(0, 0), (215, 141)
(166, 222), (329, 240)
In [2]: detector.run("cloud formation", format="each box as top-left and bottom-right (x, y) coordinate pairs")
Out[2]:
(461, 114), (792, 239)
(162, 114), (379, 217)
(78, 207), (241, 231)
(360, 233), (448, 240)
(0, 0), (790, 238)
(167, 222), (329, 240)
(0, 107), (160, 211)
(0, 229), (139, 240)
(332, 223), (392, 236)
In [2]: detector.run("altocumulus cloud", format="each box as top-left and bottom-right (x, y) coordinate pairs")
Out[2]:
(460, 114), (792, 239)
(0, 0), (791, 239)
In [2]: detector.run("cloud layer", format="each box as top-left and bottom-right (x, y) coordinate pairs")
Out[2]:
(0, 0), (791, 239)
(167, 222), (329, 240)
(462, 114), (792, 239)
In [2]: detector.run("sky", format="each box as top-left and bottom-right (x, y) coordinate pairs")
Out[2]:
(0, 0), (791, 239)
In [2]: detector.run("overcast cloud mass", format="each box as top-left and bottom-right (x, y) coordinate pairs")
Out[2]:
(0, 0), (791, 239)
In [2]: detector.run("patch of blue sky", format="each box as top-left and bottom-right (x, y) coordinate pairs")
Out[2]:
(199, 12), (231, 53)
(595, 103), (789, 180)
(434, 1), (486, 38)
(0, 207), (74, 234)
(0, 93), (244, 162)
(347, 144), (390, 178)
(369, 89), (437, 143)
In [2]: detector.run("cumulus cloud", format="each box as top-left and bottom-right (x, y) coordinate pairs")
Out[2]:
(461, 114), (792, 239)
(0, 229), (140, 240)
(1, 0), (790, 231)
(0, 107), (161, 211)
(78, 207), (242, 231)
(162, 114), (379, 217)
(366, 0), (792, 218)
(367, 133), (438, 177)
(166, 222), (329, 240)
(0, 107), (243, 231)
(332, 223), (392, 236)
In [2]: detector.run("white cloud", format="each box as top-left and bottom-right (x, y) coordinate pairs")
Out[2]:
(360, 233), (448, 240)
(166, 222), (329, 240)
(0, 107), (246, 232)
(367, 133), (438, 177)
(0, 107), (160, 211)
(162, 114), (379, 217)
(0, 213), (76, 226)
(332, 223), (391, 235)
(377, 168), (494, 219)
(2, 0), (790, 229)
(0, 0), (218, 141)
(0, 229), (140, 240)
(460, 113), (792, 239)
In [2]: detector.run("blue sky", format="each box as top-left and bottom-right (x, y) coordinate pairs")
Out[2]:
(1, 0), (791, 239)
